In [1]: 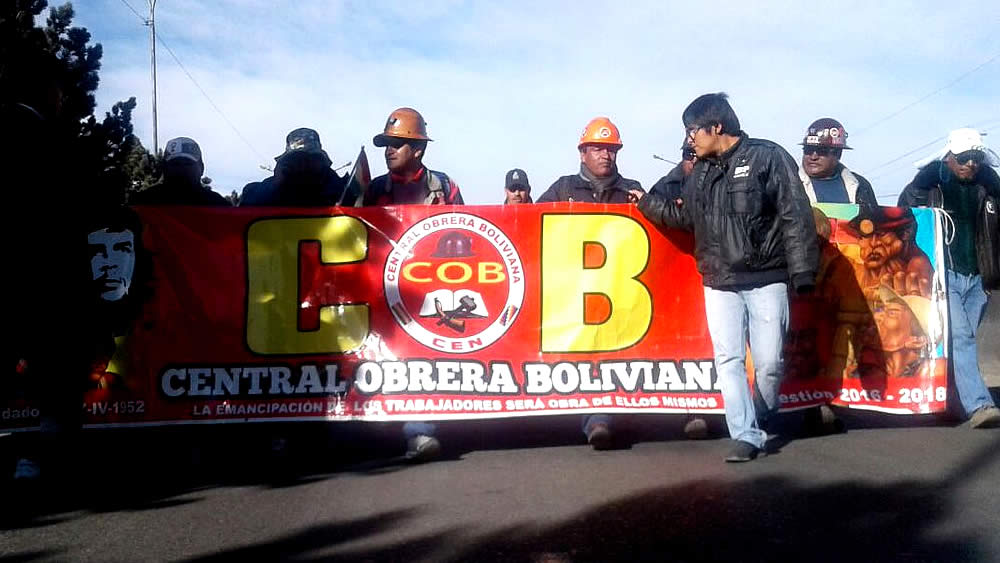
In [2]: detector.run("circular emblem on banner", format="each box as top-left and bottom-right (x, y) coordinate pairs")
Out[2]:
(384, 213), (525, 353)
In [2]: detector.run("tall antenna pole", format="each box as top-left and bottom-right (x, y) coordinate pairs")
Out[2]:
(148, 0), (159, 154)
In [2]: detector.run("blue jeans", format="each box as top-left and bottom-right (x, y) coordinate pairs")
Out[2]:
(403, 421), (437, 440)
(947, 270), (995, 417)
(582, 414), (612, 436)
(703, 282), (789, 449)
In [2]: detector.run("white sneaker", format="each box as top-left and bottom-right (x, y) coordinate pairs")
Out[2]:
(405, 435), (441, 462)
(13, 458), (40, 481)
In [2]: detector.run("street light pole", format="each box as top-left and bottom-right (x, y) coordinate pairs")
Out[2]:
(147, 0), (159, 154)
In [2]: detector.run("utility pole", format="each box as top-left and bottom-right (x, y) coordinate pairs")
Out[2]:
(147, 0), (159, 154)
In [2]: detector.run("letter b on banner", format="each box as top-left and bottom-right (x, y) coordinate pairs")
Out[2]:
(541, 214), (652, 352)
(247, 217), (368, 354)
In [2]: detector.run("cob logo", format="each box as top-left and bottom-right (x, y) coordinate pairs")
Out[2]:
(384, 213), (525, 353)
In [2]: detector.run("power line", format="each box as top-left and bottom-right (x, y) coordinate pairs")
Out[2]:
(854, 51), (1000, 137)
(118, 0), (146, 24)
(117, 1), (267, 163)
(154, 33), (268, 163)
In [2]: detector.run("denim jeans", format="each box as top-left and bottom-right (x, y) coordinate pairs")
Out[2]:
(582, 414), (612, 436)
(403, 421), (437, 440)
(703, 282), (789, 449)
(947, 269), (995, 417)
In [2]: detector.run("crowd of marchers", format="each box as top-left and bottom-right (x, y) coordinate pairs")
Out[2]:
(6, 83), (999, 481)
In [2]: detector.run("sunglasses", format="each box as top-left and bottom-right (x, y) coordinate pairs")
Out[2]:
(951, 150), (985, 165)
(803, 147), (837, 157)
(383, 137), (413, 150)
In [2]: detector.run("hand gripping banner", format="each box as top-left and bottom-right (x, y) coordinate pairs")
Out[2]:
(1, 202), (949, 431)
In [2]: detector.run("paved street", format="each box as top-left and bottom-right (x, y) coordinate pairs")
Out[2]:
(2, 403), (999, 563)
(2, 302), (998, 562)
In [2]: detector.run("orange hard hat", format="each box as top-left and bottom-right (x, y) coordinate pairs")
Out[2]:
(578, 117), (623, 150)
(373, 107), (433, 146)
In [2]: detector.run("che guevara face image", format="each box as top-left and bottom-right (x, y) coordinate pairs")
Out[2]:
(88, 227), (136, 302)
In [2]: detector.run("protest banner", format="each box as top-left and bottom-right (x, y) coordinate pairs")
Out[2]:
(1, 202), (948, 431)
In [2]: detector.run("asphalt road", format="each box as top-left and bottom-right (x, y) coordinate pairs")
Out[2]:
(2, 403), (999, 563)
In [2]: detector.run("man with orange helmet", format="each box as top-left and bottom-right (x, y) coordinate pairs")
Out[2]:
(798, 118), (877, 206)
(536, 117), (643, 204)
(363, 108), (463, 462)
(536, 117), (643, 450)
(364, 107), (464, 206)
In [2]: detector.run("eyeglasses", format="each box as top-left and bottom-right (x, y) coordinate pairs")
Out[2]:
(803, 147), (837, 157)
(384, 137), (411, 150)
(685, 125), (703, 139)
(951, 150), (985, 165)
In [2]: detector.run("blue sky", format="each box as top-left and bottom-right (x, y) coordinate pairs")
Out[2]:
(73, 0), (1000, 204)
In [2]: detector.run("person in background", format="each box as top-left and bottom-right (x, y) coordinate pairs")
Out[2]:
(898, 128), (1000, 428)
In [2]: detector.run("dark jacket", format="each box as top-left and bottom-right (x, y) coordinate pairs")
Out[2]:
(364, 167), (463, 206)
(649, 164), (687, 201)
(239, 169), (347, 206)
(637, 134), (818, 291)
(898, 161), (1000, 288)
(536, 169), (643, 203)
(131, 179), (231, 206)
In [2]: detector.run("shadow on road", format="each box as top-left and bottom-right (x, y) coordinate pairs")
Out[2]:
(168, 435), (1000, 563)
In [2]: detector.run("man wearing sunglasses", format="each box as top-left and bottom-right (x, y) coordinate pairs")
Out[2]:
(798, 118), (877, 206)
(364, 108), (464, 463)
(631, 93), (818, 462)
(364, 107), (464, 206)
(898, 128), (1000, 429)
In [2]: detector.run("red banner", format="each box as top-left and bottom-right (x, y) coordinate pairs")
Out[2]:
(1, 203), (949, 431)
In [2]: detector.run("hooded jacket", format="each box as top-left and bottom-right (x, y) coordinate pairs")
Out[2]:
(637, 134), (818, 291)
(898, 161), (1000, 288)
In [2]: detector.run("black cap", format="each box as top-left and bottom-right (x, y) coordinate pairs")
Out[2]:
(275, 127), (331, 163)
(505, 168), (530, 191)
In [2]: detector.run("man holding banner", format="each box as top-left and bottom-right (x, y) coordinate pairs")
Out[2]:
(898, 128), (1000, 428)
(365, 107), (465, 461)
(632, 93), (818, 462)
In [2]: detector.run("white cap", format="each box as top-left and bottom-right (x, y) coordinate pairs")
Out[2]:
(164, 137), (203, 163)
(914, 128), (999, 168)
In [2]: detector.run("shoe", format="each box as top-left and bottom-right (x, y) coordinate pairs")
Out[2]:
(586, 423), (613, 450)
(406, 435), (441, 462)
(683, 417), (709, 440)
(13, 458), (41, 481)
(969, 406), (1000, 429)
(724, 440), (760, 463)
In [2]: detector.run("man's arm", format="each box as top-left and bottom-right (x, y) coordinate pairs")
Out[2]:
(635, 191), (694, 231)
(768, 147), (819, 293)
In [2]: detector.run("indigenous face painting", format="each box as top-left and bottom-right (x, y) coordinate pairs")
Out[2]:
(89, 227), (136, 302)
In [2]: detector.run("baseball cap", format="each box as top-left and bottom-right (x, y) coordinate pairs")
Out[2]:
(505, 168), (530, 191)
(275, 127), (331, 163)
(914, 128), (1000, 168)
(164, 137), (202, 163)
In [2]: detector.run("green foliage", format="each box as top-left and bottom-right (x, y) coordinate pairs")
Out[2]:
(1, 0), (155, 203)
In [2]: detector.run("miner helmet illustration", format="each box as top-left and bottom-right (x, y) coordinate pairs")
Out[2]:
(431, 231), (476, 258)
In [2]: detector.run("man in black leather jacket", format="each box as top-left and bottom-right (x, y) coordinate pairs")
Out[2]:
(898, 128), (1000, 428)
(631, 93), (818, 462)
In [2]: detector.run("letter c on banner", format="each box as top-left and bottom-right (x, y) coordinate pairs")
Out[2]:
(540, 214), (652, 352)
(246, 217), (369, 354)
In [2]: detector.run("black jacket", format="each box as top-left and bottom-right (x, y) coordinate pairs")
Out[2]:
(131, 179), (232, 206)
(239, 169), (347, 206)
(649, 164), (687, 200)
(536, 170), (643, 203)
(898, 161), (1000, 288)
(637, 134), (818, 291)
